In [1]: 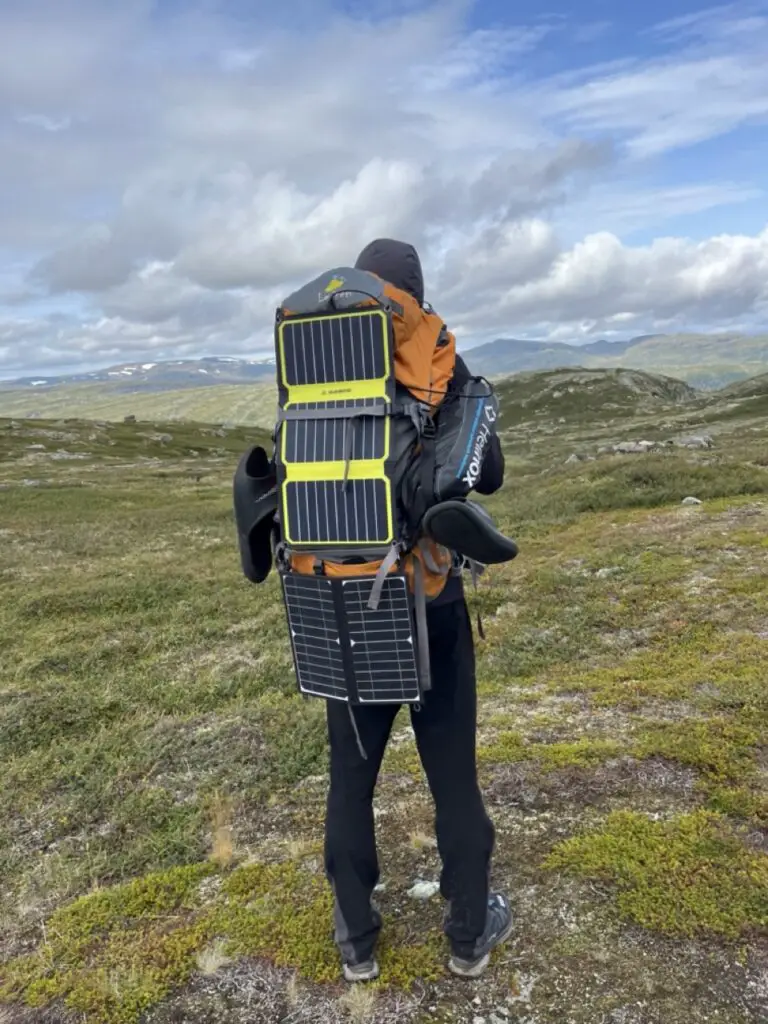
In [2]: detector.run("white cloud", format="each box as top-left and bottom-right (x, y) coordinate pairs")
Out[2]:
(444, 224), (768, 339)
(542, 5), (768, 157)
(5, 222), (766, 377)
(547, 55), (768, 158)
(556, 181), (764, 240)
(14, 113), (73, 132)
(0, 0), (767, 378)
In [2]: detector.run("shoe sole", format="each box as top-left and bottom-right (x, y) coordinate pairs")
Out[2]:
(343, 962), (380, 983)
(447, 915), (515, 979)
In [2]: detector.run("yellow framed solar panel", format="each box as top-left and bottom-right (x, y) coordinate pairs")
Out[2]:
(275, 308), (397, 554)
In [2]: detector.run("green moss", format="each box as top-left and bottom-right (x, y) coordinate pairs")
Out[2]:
(533, 738), (623, 771)
(217, 859), (443, 988)
(477, 730), (527, 764)
(1, 855), (445, 1023)
(545, 810), (768, 938)
(45, 861), (215, 956)
(550, 627), (768, 708)
(505, 687), (544, 706)
(706, 786), (768, 826)
(215, 861), (337, 982)
(478, 731), (622, 771)
(632, 718), (759, 782)
(1, 862), (217, 1024)
(381, 733), (423, 779)
(25, 921), (213, 1024)
(528, 712), (563, 729)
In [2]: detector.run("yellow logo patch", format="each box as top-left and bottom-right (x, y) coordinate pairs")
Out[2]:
(324, 277), (345, 293)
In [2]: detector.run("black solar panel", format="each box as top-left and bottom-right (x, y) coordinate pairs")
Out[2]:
(275, 307), (395, 554)
(280, 312), (387, 387)
(284, 408), (386, 464)
(281, 571), (421, 704)
(282, 573), (347, 701)
(342, 577), (420, 703)
(283, 479), (392, 547)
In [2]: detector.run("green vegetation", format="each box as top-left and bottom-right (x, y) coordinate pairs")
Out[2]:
(492, 367), (697, 428)
(0, 863), (216, 1024)
(545, 810), (768, 938)
(477, 731), (623, 770)
(2, 367), (767, 1023)
(0, 380), (277, 427)
(0, 854), (443, 1024)
(633, 719), (761, 783)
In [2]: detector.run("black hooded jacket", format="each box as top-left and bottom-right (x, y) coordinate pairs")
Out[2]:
(355, 238), (505, 604)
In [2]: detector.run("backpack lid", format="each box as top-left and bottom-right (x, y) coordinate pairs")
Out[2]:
(279, 267), (402, 317)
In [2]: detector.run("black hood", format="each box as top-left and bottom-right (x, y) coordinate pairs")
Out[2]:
(354, 238), (424, 307)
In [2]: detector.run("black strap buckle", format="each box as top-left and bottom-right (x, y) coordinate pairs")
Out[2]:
(421, 415), (437, 440)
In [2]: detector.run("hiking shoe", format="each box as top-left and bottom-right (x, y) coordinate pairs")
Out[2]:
(342, 958), (380, 983)
(448, 893), (514, 978)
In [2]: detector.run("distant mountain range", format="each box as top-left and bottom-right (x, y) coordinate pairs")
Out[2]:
(1, 331), (767, 395)
(0, 355), (275, 392)
(461, 336), (639, 373)
(462, 332), (768, 388)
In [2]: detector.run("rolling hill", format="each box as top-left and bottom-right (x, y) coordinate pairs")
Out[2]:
(463, 332), (768, 388)
(0, 366), (700, 429)
(494, 367), (698, 429)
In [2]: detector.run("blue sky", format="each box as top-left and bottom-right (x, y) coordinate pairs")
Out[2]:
(1, 0), (767, 378)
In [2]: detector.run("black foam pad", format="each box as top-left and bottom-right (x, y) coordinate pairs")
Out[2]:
(233, 446), (279, 583)
(422, 500), (518, 565)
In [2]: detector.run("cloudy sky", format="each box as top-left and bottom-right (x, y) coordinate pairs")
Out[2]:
(1, 0), (768, 379)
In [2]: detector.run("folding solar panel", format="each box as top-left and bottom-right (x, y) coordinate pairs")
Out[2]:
(342, 576), (421, 703)
(279, 311), (389, 389)
(282, 401), (387, 464)
(281, 571), (422, 704)
(275, 309), (396, 554)
(281, 573), (348, 701)
(283, 478), (391, 546)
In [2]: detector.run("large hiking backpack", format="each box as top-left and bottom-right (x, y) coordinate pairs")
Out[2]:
(235, 265), (511, 710)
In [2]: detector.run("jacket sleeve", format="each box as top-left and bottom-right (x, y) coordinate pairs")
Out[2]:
(450, 354), (505, 496)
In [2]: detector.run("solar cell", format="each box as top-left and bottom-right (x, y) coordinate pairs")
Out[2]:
(343, 576), (421, 703)
(280, 311), (387, 387)
(283, 479), (391, 546)
(282, 573), (347, 701)
(281, 571), (421, 704)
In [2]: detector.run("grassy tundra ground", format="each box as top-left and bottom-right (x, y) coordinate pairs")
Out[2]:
(1, 369), (767, 1024)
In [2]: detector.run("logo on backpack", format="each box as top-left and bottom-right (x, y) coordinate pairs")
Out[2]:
(463, 420), (493, 489)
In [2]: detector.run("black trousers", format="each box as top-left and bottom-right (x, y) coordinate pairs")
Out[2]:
(324, 598), (496, 961)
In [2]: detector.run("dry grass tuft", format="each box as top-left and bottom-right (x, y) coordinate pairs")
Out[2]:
(195, 938), (232, 976)
(285, 971), (301, 1008)
(408, 830), (437, 852)
(209, 791), (235, 867)
(338, 983), (378, 1022)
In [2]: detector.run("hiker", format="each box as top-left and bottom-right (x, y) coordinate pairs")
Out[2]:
(323, 239), (513, 982)
(233, 237), (516, 983)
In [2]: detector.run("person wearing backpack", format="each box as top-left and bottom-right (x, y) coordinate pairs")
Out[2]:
(233, 237), (515, 982)
(322, 239), (513, 982)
